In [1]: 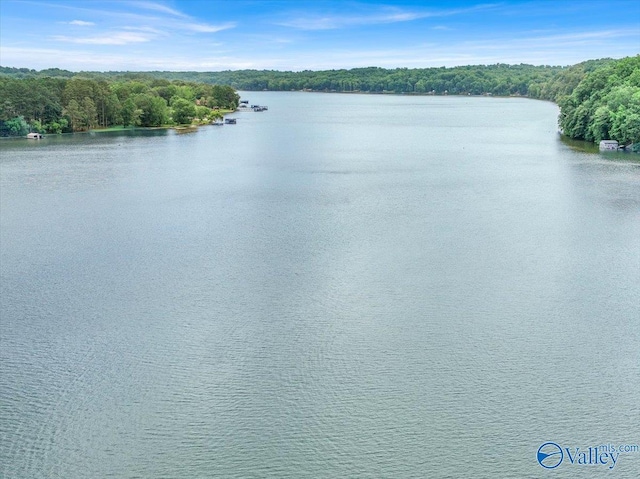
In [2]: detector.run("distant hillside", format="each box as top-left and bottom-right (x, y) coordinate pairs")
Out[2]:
(2, 63), (565, 97)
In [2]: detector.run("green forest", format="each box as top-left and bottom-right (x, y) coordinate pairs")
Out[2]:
(558, 56), (640, 146)
(0, 76), (239, 136)
(1, 55), (638, 146)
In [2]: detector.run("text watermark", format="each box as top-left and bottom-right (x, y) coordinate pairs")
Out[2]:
(537, 442), (638, 470)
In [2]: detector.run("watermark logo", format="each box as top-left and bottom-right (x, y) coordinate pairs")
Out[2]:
(537, 442), (639, 470)
(537, 442), (563, 469)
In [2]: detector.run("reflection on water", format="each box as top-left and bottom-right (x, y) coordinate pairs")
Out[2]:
(560, 133), (640, 162)
(559, 134), (601, 153)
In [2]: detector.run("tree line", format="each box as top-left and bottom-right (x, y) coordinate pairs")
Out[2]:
(0, 76), (239, 136)
(1, 56), (638, 146)
(2, 63), (565, 96)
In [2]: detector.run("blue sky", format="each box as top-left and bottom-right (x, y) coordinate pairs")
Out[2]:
(1, 0), (638, 71)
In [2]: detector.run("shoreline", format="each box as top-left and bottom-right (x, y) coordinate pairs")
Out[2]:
(1, 108), (236, 140)
(242, 88), (555, 101)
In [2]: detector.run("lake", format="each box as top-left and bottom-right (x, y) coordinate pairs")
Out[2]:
(1, 92), (639, 478)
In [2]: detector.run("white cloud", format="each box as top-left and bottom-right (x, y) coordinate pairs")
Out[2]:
(0, 45), (274, 71)
(460, 29), (640, 52)
(127, 1), (189, 18)
(51, 31), (155, 45)
(68, 20), (95, 26)
(234, 26), (639, 70)
(276, 11), (415, 30)
(0, 46), (133, 69)
(17, 0), (233, 35)
(122, 26), (165, 34)
(182, 22), (237, 33)
(276, 4), (500, 30)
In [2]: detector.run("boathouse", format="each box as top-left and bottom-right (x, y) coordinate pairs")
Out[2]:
(599, 140), (619, 151)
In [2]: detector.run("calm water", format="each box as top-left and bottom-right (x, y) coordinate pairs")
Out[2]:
(1, 93), (639, 478)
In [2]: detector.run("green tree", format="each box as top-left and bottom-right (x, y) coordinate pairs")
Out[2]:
(589, 105), (612, 142)
(29, 119), (45, 134)
(63, 78), (96, 106)
(120, 98), (141, 127)
(63, 99), (82, 131)
(210, 85), (240, 109)
(559, 55), (639, 144)
(170, 97), (196, 124)
(195, 105), (214, 121)
(134, 93), (168, 127)
(4, 116), (29, 136)
(81, 97), (98, 129)
(610, 102), (640, 146)
(45, 118), (68, 134)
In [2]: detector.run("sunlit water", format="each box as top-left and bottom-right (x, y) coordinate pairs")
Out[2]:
(1, 93), (639, 478)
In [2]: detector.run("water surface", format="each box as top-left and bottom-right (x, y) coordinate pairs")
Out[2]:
(1, 93), (639, 478)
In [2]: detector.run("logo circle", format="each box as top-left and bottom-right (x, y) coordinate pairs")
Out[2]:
(537, 442), (563, 469)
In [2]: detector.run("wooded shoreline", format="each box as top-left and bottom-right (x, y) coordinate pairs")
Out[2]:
(0, 76), (239, 137)
(1, 55), (638, 147)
